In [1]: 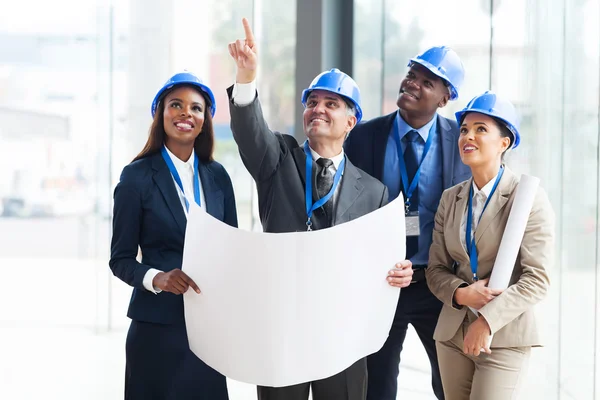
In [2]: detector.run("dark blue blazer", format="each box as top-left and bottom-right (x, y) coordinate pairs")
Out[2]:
(344, 111), (471, 192)
(109, 152), (238, 325)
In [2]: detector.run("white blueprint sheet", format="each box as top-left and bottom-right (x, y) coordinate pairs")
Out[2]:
(182, 196), (405, 387)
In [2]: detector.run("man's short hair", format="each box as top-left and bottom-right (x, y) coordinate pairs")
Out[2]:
(343, 99), (356, 117)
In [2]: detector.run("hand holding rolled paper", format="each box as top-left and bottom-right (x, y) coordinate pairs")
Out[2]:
(467, 174), (541, 354)
(455, 278), (503, 309)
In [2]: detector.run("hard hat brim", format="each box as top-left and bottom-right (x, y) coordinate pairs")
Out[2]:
(151, 82), (216, 118)
(455, 109), (521, 149)
(409, 58), (459, 101)
(301, 87), (363, 123)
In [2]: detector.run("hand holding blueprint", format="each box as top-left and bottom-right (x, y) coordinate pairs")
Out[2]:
(182, 197), (406, 387)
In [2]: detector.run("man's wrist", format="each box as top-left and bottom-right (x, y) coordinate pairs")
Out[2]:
(236, 70), (256, 84)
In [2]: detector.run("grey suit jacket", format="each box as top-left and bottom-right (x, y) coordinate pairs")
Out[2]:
(227, 85), (389, 232)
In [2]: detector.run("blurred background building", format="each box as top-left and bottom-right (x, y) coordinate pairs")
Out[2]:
(0, 0), (598, 398)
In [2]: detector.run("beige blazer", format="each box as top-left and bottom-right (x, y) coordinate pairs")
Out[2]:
(425, 167), (554, 348)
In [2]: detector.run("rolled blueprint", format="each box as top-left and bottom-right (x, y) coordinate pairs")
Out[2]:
(487, 174), (540, 289)
(469, 174), (540, 348)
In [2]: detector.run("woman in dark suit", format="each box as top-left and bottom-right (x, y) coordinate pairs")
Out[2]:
(109, 71), (237, 400)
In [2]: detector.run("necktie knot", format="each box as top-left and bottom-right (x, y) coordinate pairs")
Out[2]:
(316, 158), (333, 169)
(404, 130), (420, 143)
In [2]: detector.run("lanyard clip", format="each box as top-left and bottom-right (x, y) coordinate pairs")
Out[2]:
(306, 218), (313, 232)
(473, 273), (478, 282)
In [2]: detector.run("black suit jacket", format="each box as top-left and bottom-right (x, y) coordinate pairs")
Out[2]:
(227, 86), (388, 233)
(344, 111), (471, 190)
(109, 152), (238, 324)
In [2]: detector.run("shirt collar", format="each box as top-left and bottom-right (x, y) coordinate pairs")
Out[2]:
(396, 110), (437, 142)
(472, 171), (500, 199)
(309, 146), (344, 171)
(164, 145), (195, 170)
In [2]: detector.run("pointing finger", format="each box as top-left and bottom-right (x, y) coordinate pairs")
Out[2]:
(242, 17), (255, 46)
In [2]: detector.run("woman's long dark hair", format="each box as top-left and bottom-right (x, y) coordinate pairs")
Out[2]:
(133, 85), (215, 163)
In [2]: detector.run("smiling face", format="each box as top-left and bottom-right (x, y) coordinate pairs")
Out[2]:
(162, 86), (207, 149)
(302, 89), (357, 144)
(458, 112), (512, 169)
(396, 63), (450, 117)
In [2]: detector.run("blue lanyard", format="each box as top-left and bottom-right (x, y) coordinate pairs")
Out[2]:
(161, 146), (201, 212)
(304, 141), (345, 231)
(392, 118), (436, 211)
(466, 167), (504, 281)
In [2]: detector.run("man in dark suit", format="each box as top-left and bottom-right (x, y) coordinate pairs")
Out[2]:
(225, 19), (414, 400)
(344, 46), (472, 400)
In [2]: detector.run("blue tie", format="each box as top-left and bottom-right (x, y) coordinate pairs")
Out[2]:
(403, 130), (420, 259)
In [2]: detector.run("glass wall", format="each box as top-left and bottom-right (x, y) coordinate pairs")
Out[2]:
(0, 0), (295, 398)
(354, 0), (600, 398)
(1, 0), (598, 398)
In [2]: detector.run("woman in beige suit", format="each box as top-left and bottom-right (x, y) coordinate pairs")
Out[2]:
(425, 91), (554, 400)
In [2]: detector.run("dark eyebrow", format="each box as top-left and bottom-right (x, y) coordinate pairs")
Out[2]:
(168, 98), (203, 107)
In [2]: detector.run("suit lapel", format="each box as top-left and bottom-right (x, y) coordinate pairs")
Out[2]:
(293, 144), (308, 189)
(297, 143), (348, 228)
(334, 160), (364, 224)
(295, 142), (341, 206)
(453, 180), (471, 261)
(474, 167), (517, 244)
(291, 144), (319, 226)
(152, 154), (187, 234)
(373, 112), (397, 181)
(295, 144), (366, 226)
(198, 162), (224, 220)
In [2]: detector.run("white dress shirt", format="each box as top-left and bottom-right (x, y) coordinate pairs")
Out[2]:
(142, 145), (207, 294)
(232, 80), (257, 106)
(460, 172), (500, 252)
(232, 80), (345, 205)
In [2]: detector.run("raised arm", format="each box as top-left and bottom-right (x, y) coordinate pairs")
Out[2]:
(226, 17), (284, 183)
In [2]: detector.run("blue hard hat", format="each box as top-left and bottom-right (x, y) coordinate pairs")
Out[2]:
(409, 46), (465, 101)
(301, 68), (363, 123)
(151, 71), (216, 118)
(455, 91), (521, 149)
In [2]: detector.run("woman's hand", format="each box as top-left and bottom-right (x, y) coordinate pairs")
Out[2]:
(463, 316), (492, 356)
(152, 270), (201, 295)
(454, 278), (503, 309)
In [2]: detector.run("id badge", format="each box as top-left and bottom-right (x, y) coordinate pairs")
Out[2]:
(405, 210), (420, 237)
